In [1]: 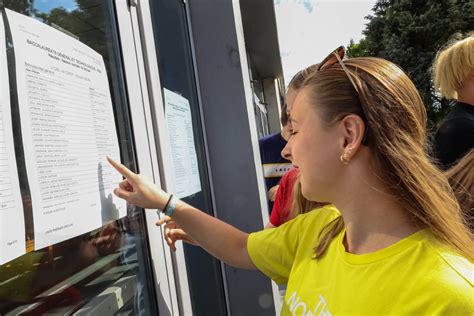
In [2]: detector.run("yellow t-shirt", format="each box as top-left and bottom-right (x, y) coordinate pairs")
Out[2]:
(248, 205), (474, 315)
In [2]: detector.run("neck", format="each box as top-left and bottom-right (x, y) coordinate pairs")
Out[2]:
(457, 80), (474, 105)
(334, 172), (420, 254)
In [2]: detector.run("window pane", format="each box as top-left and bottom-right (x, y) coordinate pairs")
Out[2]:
(0, 1), (158, 314)
(149, 1), (227, 314)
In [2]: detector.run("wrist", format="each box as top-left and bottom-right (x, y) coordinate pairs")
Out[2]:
(158, 193), (180, 217)
(163, 195), (178, 217)
(155, 191), (171, 210)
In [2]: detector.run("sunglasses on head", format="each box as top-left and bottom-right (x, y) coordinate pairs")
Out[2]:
(317, 46), (369, 145)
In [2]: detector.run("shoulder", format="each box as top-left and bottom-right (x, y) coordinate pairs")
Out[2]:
(436, 105), (474, 139)
(437, 117), (474, 135)
(398, 234), (474, 312)
(426, 241), (473, 287)
(433, 116), (474, 167)
(429, 250), (474, 312)
(252, 205), (339, 241)
(415, 234), (473, 300)
(248, 205), (340, 283)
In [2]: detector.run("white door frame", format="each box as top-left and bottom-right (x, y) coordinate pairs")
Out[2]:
(115, 0), (183, 314)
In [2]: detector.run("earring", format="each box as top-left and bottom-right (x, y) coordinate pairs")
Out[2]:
(340, 154), (350, 165)
(340, 149), (351, 165)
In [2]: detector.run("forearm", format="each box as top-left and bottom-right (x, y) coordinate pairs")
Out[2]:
(171, 200), (256, 270)
(105, 158), (255, 268)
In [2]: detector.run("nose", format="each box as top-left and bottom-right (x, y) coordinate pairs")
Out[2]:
(281, 141), (292, 161)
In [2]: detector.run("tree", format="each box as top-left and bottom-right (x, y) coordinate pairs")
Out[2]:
(3, 0), (35, 15)
(347, 0), (474, 129)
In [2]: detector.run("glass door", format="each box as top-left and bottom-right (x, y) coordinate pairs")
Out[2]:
(148, 0), (228, 314)
(0, 1), (158, 314)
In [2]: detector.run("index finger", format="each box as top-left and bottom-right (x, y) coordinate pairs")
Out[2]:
(107, 156), (137, 181)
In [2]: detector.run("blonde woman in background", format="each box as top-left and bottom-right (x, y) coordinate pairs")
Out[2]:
(108, 47), (473, 314)
(433, 33), (474, 169)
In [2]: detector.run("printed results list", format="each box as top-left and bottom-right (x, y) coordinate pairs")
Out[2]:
(24, 62), (118, 219)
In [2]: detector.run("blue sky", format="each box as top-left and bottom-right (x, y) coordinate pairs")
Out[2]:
(275, 0), (315, 13)
(274, 0), (377, 84)
(34, 0), (78, 13)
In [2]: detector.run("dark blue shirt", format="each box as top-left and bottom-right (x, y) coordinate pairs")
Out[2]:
(433, 101), (474, 170)
(259, 132), (292, 211)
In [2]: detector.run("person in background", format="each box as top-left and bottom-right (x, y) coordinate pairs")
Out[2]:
(432, 33), (474, 169)
(108, 46), (473, 314)
(259, 104), (292, 211)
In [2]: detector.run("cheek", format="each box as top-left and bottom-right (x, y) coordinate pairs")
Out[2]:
(295, 133), (341, 200)
(290, 134), (310, 163)
(292, 129), (326, 164)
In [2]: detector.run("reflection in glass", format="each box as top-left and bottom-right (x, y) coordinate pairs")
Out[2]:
(0, 1), (158, 314)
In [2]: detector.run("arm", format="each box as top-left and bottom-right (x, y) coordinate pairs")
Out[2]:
(107, 157), (256, 269)
(268, 173), (289, 227)
(267, 185), (279, 202)
(172, 201), (256, 269)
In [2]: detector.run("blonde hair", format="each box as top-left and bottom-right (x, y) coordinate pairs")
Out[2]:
(445, 150), (474, 232)
(433, 33), (474, 99)
(285, 178), (328, 222)
(288, 64), (319, 91)
(300, 57), (473, 261)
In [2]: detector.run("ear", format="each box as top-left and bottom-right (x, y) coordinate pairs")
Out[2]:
(339, 114), (366, 160)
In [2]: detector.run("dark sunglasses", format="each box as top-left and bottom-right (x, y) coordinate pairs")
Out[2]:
(317, 46), (369, 145)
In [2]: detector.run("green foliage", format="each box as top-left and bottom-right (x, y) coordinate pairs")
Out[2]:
(36, 1), (108, 58)
(2, 0), (32, 14)
(347, 0), (474, 129)
(346, 38), (370, 58)
(3, 1), (111, 73)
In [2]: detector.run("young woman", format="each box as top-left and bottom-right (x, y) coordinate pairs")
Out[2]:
(108, 47), (473, 314)
(432, 33), (474, 169)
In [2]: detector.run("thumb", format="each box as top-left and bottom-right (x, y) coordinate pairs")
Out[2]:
(113, 187), (133, 201)
(156, 216), (173, 226)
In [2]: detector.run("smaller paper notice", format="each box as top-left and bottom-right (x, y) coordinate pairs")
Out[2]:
(163, 89), (201, 198)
